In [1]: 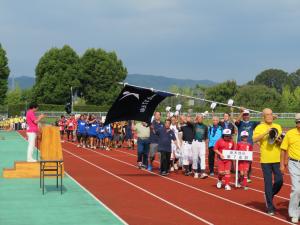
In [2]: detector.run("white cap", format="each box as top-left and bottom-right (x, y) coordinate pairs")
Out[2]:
(240, 131), (249, 137)
(222, 129), (232, 135)
(176, 104), (182, 111)
(165, 106), (171, 112)
(174, 111), (179, 116)
(227, 99), (234, 106)
(243, 109), (250, 115)
(210, 102), (217, 110)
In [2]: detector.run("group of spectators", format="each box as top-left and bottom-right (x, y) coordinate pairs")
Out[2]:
(55, 114), (134, 151)
(0, 116), (26, 131)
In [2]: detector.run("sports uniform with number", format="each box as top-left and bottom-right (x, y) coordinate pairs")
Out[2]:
(237, 141), (253, 172)
(214, 134), (235, 190)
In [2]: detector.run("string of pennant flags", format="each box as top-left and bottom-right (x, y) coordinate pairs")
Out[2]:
(119, 82), (261, 114)
(104, 83), (262, 125)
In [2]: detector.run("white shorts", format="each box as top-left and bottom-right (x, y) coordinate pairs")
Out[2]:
(171, 141), (181, 160)
(191, 140), (206, 170)
(182, 142), (192, 166)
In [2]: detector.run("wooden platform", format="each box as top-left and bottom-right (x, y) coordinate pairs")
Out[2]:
(2, 161), (64, 178)
(3, 161), (40, 178)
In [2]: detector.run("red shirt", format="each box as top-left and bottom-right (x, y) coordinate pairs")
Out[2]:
(66, 118), (77, 131)
(237, 141), (253, 152)
(58, 119), (66, 131)
(214, 138), (235, 154)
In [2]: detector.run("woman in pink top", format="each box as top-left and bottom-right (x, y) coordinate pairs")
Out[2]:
(26, 103), (45, 162)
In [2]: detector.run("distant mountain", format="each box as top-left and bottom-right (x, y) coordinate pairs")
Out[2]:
(8, 76), (35, 90)
(8, 74), (217, 90)
(125, 74), (217, 90)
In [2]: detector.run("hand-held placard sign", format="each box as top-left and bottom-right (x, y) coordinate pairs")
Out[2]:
(223, 150), (253, 188)
(104, 84), (174, 125)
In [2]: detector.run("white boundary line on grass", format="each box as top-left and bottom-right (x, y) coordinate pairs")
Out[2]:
(15, 131), (128, 225)
(64, 143), (292, 225)
(63, 148), (214, 225)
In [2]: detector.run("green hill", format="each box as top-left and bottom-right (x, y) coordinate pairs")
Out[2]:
(8, 74), (217, 90)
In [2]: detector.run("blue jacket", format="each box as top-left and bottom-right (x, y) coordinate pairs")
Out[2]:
(208, 125), (223, 148)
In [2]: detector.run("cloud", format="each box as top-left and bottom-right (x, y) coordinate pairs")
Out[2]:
(1, 0), (300, 83)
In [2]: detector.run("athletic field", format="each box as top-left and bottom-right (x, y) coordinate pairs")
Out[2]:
(0, 130), (294, 225)
(0, 131), (125, 225)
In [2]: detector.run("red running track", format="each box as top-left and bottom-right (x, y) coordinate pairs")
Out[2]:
(19, 131), (292, 225)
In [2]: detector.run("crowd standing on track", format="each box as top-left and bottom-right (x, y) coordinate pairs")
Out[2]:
(6, 102), (298, 224)
(0, 115), (26, 131)
(56, 114), (135, 152)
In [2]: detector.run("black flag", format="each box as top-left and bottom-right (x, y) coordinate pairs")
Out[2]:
(104, 84), (174, 125)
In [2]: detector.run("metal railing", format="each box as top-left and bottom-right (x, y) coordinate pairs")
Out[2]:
(33, 111), (299, 119)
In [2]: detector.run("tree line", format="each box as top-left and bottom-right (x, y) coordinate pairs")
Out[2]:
(1, 42), (300, 112)
(164, 69), (300, 113)
(1, 44), (127, 108)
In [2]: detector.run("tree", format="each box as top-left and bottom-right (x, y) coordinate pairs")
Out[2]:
(205, 80), (238, 103)
(292, 87), (300, 112)
(79, 48), (127, 105)
(0, 43), (10, 104)
(33, 45), (81, 104)
(234, 85), (281, 111)
(288, 69), (300, 91)
(5, 85), (22, 105)
(280, 85), (296, 112)
(254, 69), (288, 93)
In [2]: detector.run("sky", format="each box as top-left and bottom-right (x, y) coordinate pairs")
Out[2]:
(1, 0), (300, 84)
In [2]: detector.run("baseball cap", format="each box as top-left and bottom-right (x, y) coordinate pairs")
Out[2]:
(222, 129), (232, 136)
(243, 109), (250, 115)
(295, 113), (300, 122)
(240, 131), (249, 137)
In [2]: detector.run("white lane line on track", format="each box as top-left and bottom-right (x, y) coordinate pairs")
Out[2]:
(16, 132), (128, 225)
(63, 148), (214, 225)
(64, 143), (292, 224)
(113, 148), (293, 191)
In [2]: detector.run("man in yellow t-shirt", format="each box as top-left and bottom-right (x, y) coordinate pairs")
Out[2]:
(253, 108), (283, 216)
(280, 113), (300, 223)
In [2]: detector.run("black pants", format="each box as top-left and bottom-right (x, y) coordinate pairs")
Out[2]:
(208, 147), (215, 173)
(160, 151), (171, 173)
(261, 163), (283, 211)
(248, 161), (252, 178)
(67, 130), (73, 140)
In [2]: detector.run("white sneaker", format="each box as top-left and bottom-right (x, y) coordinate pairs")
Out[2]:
(225, 184), (231, 191)
(170, 167), (175, 172)
(174, 164), (178, 170)
(217, 180), (222, 189)
(291, 217), (299, 224)
(200, 173), (208, 179)
(194, 173), (199, 179)
(236, 183), (242, 188)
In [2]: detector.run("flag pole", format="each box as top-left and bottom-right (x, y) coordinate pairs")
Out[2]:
(118, 82), (261, 113)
